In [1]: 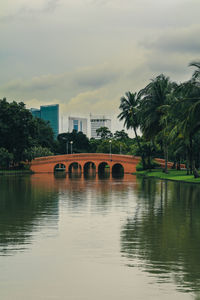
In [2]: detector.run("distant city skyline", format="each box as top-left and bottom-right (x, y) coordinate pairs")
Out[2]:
(30, 105), (129, 138)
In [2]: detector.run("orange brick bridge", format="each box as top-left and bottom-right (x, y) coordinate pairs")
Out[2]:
(30, 153), (173, 174)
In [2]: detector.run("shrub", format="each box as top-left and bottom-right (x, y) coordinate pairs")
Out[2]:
(0, 148), (13, 169)
(136, 159), (161, 171)
(136, 160), (144, 171)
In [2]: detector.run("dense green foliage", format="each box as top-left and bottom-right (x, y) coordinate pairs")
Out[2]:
(96, 126), (112, 139)
(0, 148), (13, 168)
(0, 98), (55, 168)
(57, 131), (90, 154)
(25, 146), (54, 160)
(56, 129), (132, 155)
(118, 61), (200, 178)
(136, 159), (160, 172)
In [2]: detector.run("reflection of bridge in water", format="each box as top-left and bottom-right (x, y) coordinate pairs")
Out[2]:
(30, 153), (141, 175)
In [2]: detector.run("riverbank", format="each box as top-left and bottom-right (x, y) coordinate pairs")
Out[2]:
(134, 169), (200, 184)
(0, 170), (33, 175)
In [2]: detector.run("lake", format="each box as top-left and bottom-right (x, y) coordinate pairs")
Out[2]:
(0, 173), (200, 299)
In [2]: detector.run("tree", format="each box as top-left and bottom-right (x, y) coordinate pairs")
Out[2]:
(0, 99), (36, 163)
(57, 130), (90, 154)
(96, 139), (128, 154)
(33, 117), (55, 151)
(118, 91), (146, 169)
(138, 74), (176, 173)
(96, 127), (112, 139)
(0, 98), (56, 167)
(113, 130), (129, 141)
(171, 79), (200, 177)
(25, 146), (54, 161)
(130, 139), (158, 170)
(88, 138), (101, 153)
(189, 61), (200, 80)
(0, 148), (13, 169)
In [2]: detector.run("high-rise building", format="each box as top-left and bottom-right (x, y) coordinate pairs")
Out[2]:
(30, 108), (41, 118)
(30, 104), (59, 139)
(90, 114), (111, 139)
(68, 117), (87, 135)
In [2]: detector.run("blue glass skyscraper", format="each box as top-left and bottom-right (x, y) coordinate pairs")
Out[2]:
(30, 104), (59, 139)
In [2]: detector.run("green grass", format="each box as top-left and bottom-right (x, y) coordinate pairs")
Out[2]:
(135, 169), (200, 184)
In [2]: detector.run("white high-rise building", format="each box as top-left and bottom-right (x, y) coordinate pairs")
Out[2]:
(68, 117), (87, 135)
(90, 114), (111, 139)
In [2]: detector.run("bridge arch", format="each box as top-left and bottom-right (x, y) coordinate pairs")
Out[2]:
(98, 162), (110, 173)
(98, 162), (110, 179)
(68, 162), (82, 174)
(54, 163), (66, 172)
(112, 163), (124, 177)
(83, 161), (96, 173)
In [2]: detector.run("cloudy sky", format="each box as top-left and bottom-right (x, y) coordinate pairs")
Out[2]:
(0, 0), (199, 132)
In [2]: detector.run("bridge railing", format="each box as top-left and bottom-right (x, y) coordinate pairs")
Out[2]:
(31, 153), (140, 164)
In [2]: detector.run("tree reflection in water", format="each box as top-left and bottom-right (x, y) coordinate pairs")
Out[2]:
(121, 177), (200, 295)
(0, 175), (59, 255)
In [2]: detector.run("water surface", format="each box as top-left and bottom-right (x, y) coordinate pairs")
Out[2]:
(0, 174), (200, 299)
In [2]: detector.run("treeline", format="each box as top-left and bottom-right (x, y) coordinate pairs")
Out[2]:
(118, 61), (200, 177)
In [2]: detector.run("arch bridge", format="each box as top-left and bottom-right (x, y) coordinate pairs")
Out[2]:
(30, 153), (142, 174)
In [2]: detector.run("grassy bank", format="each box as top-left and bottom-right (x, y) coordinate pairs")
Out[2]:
(0, 170), (33, 175)
(135, 169), (200, 184)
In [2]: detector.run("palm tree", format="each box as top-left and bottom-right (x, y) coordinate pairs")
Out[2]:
(189, 61), (200, 80)
(118, 91), (146, 169)
(188, 62), (200, 128)
(138, 74), (176, 173)
(173, 80), (200, 177)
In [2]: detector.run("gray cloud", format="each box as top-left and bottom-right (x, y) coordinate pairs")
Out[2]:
(74, 66), (120, 88)
(0, 0), (60, 23)
(44, 0), (60, 13)
(142, 25), (200, 54)
(0, 63), (123, 104)
(86, 0), (111, 6)
(0, 0), (200, 123)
